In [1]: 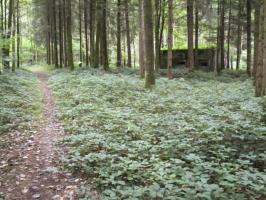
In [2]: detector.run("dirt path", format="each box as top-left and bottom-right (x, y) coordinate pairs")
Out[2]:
(0, 73), (97, 200)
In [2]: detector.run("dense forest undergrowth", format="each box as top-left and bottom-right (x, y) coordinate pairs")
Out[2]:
(48, 68), (266, 199)
(0, 69), (41, 138)
(1, 0), (266, 199)
(0, 67), (265, 199)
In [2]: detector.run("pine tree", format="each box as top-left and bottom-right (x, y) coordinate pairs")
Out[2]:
(143, 0), (155, 88)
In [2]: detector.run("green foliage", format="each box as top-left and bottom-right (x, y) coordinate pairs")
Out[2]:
(0, 69), (42, 134)
(50, 69), (266, 200)
(23, 64), (54, 73)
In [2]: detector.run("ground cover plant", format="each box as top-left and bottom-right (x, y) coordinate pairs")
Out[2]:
(0, 69), (41, 135)
(2, 0), (266, 198)
(49, 69), (266, 200)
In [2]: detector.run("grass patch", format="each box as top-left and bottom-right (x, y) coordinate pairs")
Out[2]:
(50, 69), (266, 200)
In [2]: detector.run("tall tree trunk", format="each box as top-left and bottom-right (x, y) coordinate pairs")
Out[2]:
(123, 35), (126, 66)
(95, 1), (101, 67)
(154, 0), (161, 72)
(90, 0), (95, 67)
(144, 0), (155, 88)
(194, 0), (199, 68)
(100, 0), (108, 70)
(236, 0), (242, 70)
(217, 0), (225, 74)
(262, 0), (266, 96)
(167, 0), (173, 79)
(187, 0), (194, 70)
(125, 0), (131, 68)
(246, 0), (251, 76)
(139, 0), (145, 78)
(4, 0), (7, 31)
(253, 1), (260, 78)
(63, 0), (66, 67)
(66, 0), (74, 70)
(0, 0), (4, 72)
(12, 3), (16, 72)
(3, 0), (14, 69)
(117, 0), (122, 67)
(79, 0), (83, 65)
(53, 0), (58, 68)
(216, 0), (221, 74)
(159, 0), (166, 52)
(16, 0), (20, 68)
(255, 0), (264, 96)
(46, 3), (51, 65)
(59, 0), (63, 68)
(50, 0), (54, 64)
(227, 0), (232, 69)
(84, 0), (89, 66)
(220, 0), (225, 70)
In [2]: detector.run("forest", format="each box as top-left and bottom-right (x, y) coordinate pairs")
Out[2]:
(0, 0), (266, 199)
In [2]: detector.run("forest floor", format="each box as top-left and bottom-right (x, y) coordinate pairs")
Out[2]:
(0, 71), (98, 200)
(49, 68), (266, 200)
(1, 68), (265, 200)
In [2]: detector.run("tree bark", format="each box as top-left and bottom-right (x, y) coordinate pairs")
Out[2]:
(95, 1), (101, 67)
(246, 0), (251, 76)
(253, 1), (260, 78)
(53, 0), (58, 68)
(90, 0), (95, 67)
(194, 0), (199, 68)
(63, 0), (68, 67)
(59, 0), (63, 68)
(0, 0), (4, 72)
(262, 0), (266, 96)
(84, 0), (89, 66)
(46, 1), (51, 65)
(101, 0), (108, 70)
(139, 0), (145, 78)
(255, 0), (264, 96)
(117, 0), (122, 67)
(220, 0), (225, 70)
(66, 0), (74, 70)
(216, 0), (221, 74)
(227, 0), (232, 69)
(3, 0), (14, 69)
(154, 0), (161, 72)
(125, 0), (131, 68)
(16, 0), (20, 68)
(187, 0), (194, 70)
(236, 0), (242, 70)
(167, 0), (173, 79)
(11, 2), (16, 72)
(79, 0), (83, 65)
(143, 0), (155, 88)
(159, 0), (166, 52)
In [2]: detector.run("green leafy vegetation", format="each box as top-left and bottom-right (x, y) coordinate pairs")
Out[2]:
(23, 64), (54, 73)
(0, 69), (42, 135)
(49, 69), (266, 200)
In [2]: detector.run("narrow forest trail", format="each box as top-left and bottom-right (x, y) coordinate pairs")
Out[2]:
(0, 72), (97, 200)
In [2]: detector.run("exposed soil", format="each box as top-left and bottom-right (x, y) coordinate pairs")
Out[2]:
(0, 73), (98, 200)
